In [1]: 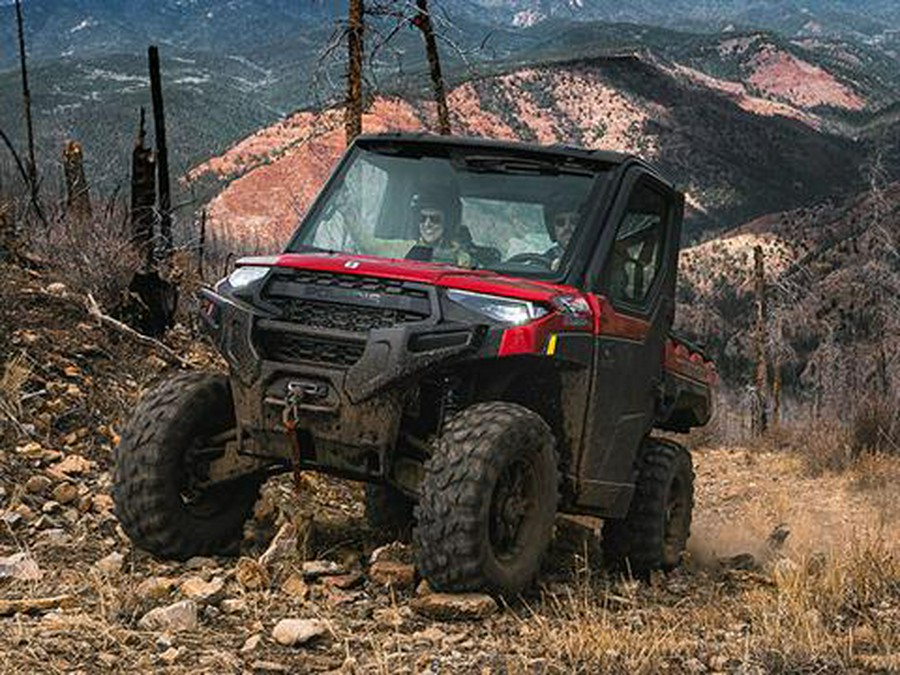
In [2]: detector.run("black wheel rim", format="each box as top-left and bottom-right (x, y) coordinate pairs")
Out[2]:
(180, 436), (230, 518)
(489, 459), (537, 561)
(662, 475), (689, 566)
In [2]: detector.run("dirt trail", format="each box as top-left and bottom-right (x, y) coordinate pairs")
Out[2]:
(690, 447), (897, 566)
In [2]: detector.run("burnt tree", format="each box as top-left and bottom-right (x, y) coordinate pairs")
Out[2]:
(346, 0), (365, 145)
(148, 46), (173, 259)
(753, 245), (768, 435)
(127, 107), (176, 338)
(130, 108), (156, 267)
(63, 140), (92, 222)
(412, 0), (451, 135)
(15, 0), (37, 193)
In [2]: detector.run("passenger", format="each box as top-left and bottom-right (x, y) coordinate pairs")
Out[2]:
(545, 208), (579, 270)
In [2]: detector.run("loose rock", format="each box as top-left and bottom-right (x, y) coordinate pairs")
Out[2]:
(369, 561), (416, 589)
(138, 600), (199, 632)
(0, 552), (42, 581)
(136, 577), (178, 602)
(96, 552), (124, 575)
(236, 558), (270, 591)
(369, 541), (412, 565)
(91, 494), (114, 513)
(220, 598), (247, 614)
(271, 618), (327, 647)
(301, 560), (343, 579)
(241, 634), (263, 653)
(25, 475), (51, 494)
(410, 593), (498, 621)
(184, 556), (219, 571)
(159, 647), (180, 665)
(322, 572), (364, 590)
(51, 482), (79, 505)
(48, 454), (93, 478)
(180, 576), (226, 605)
(281, 573), (309, 600)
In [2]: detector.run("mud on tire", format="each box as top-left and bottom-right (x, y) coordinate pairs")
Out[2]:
(413, 402), (558, 597)
(113, 371), (263, 560)
(601, 438), (694, 577)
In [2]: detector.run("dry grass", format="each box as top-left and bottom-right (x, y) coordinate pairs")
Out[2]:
(0, 353), (32, 440)
(27, 206), (141, 312)
(506, 447), (900, 674)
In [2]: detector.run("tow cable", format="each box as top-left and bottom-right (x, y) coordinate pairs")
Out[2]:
(282, 383), (305, 493)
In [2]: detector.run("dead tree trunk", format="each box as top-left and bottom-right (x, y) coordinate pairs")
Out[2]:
(148, 46), (173, 259)
(346, 0), (364, 145)
(753, 245), (768, 436)
(198, 208), (207, 280)
(130, 108), (156, 268)
(15, 0), (37, 193)
(413, 0), (451, 135)
(63, 140), (92, 222)
(772, 351), (781, 428)
(0, 124), (48, 230)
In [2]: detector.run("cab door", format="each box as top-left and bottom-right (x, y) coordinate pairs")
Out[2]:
(576, 170), (682, 517)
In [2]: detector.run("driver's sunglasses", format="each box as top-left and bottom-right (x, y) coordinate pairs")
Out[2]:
(420, 210), (444, 226)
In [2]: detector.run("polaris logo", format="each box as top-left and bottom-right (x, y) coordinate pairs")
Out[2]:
(353, 290), (382, 303)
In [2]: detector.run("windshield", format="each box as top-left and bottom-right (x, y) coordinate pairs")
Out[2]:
(288, 144), (606, 276)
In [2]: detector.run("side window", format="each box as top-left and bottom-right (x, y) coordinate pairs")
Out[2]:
(607, 181), (668, 308)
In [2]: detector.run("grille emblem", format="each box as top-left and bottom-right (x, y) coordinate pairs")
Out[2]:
(344, 261), (361, 269)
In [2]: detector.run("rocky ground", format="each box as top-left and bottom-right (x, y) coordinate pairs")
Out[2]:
(1, 262), (899, 674)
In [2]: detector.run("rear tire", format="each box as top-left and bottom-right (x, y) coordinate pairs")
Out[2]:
(413, 402), (558, 597)
(113, 372), (264, 560)
(365, 483), (415, 543)
(601, 438), (694, 577)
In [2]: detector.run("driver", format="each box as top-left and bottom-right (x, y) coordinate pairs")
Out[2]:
(405, 189), (473, 268)
(335, 183), (475, 268)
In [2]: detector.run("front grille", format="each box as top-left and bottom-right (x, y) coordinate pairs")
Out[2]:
(281, 270), (429, 299)
(256, 269), (433, 368)
(257, 331), (364, 367)
(272, 298), (425, 332)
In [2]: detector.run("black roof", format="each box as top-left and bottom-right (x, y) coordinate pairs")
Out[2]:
(355, 132), (630, 165)
(353, 132), (674, 188)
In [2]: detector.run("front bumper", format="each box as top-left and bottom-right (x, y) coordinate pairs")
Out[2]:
(199, 276), (485, 479)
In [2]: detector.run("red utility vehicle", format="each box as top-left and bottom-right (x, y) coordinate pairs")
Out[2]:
(114, 134), (715, 596)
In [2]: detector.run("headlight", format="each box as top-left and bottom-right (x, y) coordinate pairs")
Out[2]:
(447, 289), (548, 326)
(224, 266), (269, 290)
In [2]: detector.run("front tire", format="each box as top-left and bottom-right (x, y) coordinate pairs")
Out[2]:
(413, 402), (558, 597)
(601, 438), (694, 577)
(113, 372), (263, 560)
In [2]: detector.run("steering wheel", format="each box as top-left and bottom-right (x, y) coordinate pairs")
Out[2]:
(505, 252), (552, 267)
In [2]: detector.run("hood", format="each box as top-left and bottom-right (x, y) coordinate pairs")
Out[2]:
(271, 252), (581, 303)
